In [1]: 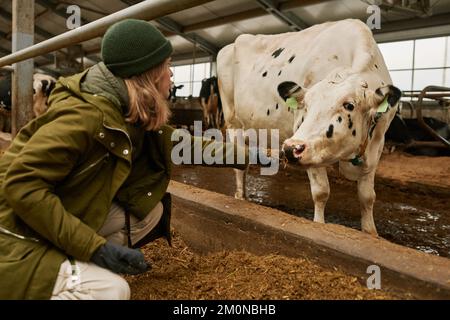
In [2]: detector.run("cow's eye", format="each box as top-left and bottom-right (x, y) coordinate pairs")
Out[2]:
(343, 103), (355, 111)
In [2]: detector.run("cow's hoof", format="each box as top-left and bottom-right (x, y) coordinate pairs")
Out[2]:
(234, 192), (245, 200)
(363, 229), (378, 237)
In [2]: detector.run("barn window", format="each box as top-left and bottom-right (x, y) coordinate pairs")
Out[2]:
(379, 36), (450, 93)
(171, 62), (212, 97)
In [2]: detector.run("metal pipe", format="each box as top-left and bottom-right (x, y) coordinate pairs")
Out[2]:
(184, 0), (332, 33)
(416, 86), (450, 148)
(0, 66), (13, 72)
(0, 0), (213, 68)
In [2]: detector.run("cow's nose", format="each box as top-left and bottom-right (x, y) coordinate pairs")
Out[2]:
(282, 142), (306, 163)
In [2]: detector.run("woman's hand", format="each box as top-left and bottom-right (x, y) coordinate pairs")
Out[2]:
(90, 241), (150, 275)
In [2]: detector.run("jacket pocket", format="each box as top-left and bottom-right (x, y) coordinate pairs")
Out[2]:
(0, 234), (38, 262)
(72, 152), (110, 178)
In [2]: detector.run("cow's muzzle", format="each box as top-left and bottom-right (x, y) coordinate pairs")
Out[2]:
(282, 141), (306, 163)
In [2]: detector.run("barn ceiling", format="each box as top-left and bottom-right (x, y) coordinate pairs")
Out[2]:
(0, 0), (450, 75)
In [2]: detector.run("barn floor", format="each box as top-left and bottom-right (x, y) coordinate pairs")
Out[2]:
(171, 151), (450, 258)
(125, 235), (410, 300)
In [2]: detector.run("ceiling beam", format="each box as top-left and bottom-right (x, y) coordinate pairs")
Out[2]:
(120, 0), (218, 56)
(156, 17), (219, 55)
(0, 7), (56, 40)
(373, 12), (450, 35)
(183, 0), (330, 32)
(0, 7), (58, 62)
(255, 0), (309, 31)
(36, 0), (91, 26)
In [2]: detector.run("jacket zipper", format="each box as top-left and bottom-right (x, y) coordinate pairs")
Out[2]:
(73, 152), (110, 178)
(0, 225), (40, 243)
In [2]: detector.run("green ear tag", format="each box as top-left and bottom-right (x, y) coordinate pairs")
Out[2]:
(286, 97), (298, 110)
(377, 97), (389, 113)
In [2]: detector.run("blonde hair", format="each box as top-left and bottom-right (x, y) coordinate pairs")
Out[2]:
(124, 59), (171, 131)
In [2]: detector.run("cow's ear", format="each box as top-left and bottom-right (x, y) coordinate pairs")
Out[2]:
(368, 85), (402, 110)
(277, 81), (307, 103)
(46, 80), (56, 96)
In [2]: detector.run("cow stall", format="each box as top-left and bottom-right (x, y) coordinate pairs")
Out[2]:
(168, 96), (204, 133)
(124, 180), (450, 300)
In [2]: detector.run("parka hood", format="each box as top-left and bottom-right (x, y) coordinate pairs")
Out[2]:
(48, 62), (129, 116)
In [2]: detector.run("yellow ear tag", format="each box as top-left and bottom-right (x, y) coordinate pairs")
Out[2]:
(377, 97), (389, 113)
(286, 97), (298, 110)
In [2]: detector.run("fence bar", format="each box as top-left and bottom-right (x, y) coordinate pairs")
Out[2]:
(11, 0), (34, 136)
(0, 66), (13, 72)
(0, 0), (213, 68)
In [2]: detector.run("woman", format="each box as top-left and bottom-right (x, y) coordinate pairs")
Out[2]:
(0, 19), (253, 300)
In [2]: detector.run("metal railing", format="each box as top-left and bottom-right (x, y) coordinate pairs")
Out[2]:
(0, 0), (213, 68)
(416, 86), (450, 148)
(0, 66), (13, 72)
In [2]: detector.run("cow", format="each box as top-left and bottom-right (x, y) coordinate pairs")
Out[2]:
(199, 76), (223, 129)
(217, 19), (402, 235)
(32, 73), (57, 117)
(0, 72), (56, 132)
(385, 114), (450, 156)
(169, 82), (184, 102)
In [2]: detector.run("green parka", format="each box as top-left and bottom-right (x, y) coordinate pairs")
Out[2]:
(0, 62), (248, 299)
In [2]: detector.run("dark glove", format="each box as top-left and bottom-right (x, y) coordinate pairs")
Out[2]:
(90, 241), (150, 275)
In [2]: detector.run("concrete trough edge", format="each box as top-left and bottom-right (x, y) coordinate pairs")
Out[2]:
(168, 180), (450, 299)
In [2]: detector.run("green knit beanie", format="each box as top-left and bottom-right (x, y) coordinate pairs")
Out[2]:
(101, 19), (173, 78)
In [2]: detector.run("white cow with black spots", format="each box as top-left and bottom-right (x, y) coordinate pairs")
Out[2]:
(217, 19), (402, 235)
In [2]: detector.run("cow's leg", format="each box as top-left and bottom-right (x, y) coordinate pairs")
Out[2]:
(234, 167), (248, 200)
(357, 171), (378, 235)
(227, 128), (248, 200)
(357, 170), (377, 235)
(306, 167), (330, 223)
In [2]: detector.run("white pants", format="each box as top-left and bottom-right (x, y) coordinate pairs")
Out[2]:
(50, 201), (163, 300)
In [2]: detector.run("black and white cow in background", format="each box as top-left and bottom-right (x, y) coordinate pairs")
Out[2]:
(385, 113), (450, 156)
(199, 76), (223, 129)
(0, 72), (56, 132)
(169, 81), (184, 102)
(217, 19), (402, 235)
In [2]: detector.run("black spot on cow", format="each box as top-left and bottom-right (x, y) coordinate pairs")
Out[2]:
(338, 116), (342, 123)
(262, 71), (267, 77)
(276, 104), (279, 110)
(348, 118), (353, 129)
(301, 116), (304, 123)
(387, 85), (402, 106)
(375, 64), (379, 69)
(326, 124), (334, 139)
(344, 103), (354, 111)
(277, 81), (301, 101)
(272, 48), (284, 58)
(352, 130), (356, 137)
(267, 109), (270, 116)
(288, 55), (295, 63)
(278, 70), (282, 76)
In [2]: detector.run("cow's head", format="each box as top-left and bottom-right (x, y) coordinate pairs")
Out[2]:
(32, 74), (56, 117)
(279, 72), (401, 167)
